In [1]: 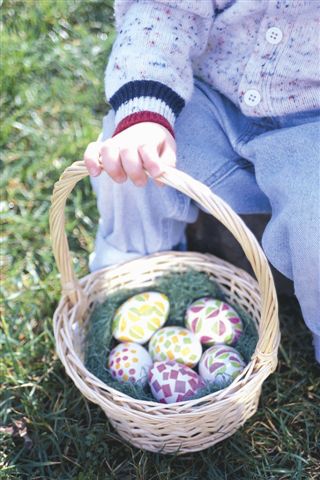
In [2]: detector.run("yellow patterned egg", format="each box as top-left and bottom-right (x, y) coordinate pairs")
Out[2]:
(112, 291), (170, 344)
(149, 327), (202, 368)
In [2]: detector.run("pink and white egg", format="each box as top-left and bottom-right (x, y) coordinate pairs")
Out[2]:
(199, 345), (246, 387)
(108, 342), (153, 386)
(148, 361), (205, 403)
(185, 297), (243, 346)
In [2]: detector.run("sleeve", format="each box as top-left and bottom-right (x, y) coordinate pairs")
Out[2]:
(105, 0), (214, 136)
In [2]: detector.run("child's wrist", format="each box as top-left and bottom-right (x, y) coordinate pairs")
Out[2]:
(112, 111), (175, 138)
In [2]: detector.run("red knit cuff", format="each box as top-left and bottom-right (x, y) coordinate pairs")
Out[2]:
(112, 111), (175, 138)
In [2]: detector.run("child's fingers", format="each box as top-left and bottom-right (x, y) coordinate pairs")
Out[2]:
(100, 141), (127, 183)
(83, 142), (103, 176)
(120, 148), (148, 187)
(138, 144), (164, 178)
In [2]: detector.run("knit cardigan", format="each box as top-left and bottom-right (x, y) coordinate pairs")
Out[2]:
(105, 0), (320, 136)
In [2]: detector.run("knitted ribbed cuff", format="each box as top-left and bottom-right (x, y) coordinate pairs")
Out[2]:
(109, 80), (185, 129)
(112, 111), (175, 138)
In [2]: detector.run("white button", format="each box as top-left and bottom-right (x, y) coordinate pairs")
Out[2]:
(244, 89), (261, 107)
(266, 27), (283, 45)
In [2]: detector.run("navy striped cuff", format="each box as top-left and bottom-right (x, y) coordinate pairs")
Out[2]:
(109, 80), (185, 119)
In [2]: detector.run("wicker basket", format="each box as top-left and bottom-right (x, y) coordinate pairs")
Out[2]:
(50, 160), (280, 454)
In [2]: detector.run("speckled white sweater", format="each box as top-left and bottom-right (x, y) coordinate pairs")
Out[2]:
(105, 0), (320, 134)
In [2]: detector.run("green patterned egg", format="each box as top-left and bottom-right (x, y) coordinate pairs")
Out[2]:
(149, 327), (202, 368)
(199, 345), (246, 388)
(112, 291), (170, 344)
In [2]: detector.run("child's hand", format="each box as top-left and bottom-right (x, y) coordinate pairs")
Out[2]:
(84, 122), (176, 187)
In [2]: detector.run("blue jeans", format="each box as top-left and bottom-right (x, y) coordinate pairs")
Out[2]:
(90, 79), (320, 361)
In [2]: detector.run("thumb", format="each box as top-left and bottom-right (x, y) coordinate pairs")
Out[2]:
(153, 143), (176, 187)
(160, 143), (176, 168)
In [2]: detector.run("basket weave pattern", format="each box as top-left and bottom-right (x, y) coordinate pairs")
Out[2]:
(50, 161), (280, 453)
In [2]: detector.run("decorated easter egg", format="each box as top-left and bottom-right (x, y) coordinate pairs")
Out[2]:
(112, 291), (170, 344)
(149, 327), (202, 368)
(198, 345), (246, 387)
(148, 361), (205, 403)
(108, 342), (153, 386)
(185, 297), (243, 346)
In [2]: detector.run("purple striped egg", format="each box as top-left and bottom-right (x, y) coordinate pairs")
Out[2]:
(198, 345), (246, 387)
(148, 361), (205, 404)
(185, 297), (243, 346)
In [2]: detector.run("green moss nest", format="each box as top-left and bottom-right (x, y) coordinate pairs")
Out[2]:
(84, 269), (258, 402)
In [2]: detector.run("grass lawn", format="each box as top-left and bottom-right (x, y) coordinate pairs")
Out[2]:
(1, 1), (319, 479)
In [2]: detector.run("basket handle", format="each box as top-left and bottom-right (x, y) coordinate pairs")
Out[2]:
(50, 160), (279, 355)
